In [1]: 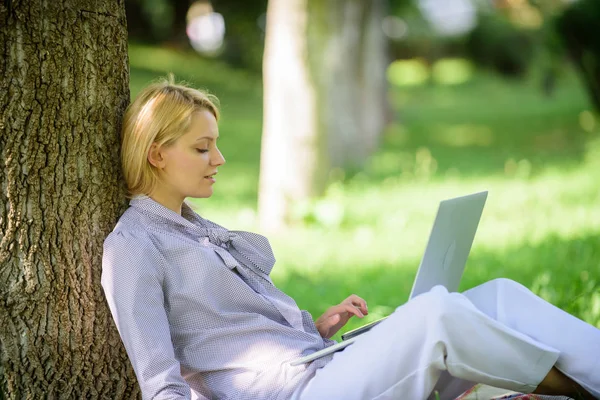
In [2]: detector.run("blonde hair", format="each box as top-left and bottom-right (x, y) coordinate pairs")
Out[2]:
(121, 76), (220, 197)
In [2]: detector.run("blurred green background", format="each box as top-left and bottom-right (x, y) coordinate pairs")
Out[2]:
(127, 0), (600, 338)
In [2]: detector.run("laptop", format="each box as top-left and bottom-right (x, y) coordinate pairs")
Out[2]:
(289, 191), (488, 366)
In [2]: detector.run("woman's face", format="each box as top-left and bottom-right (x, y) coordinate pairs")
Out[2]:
(151, 109), (225, 202)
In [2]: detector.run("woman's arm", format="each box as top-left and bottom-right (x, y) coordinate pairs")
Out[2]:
(101, 230), (191, 400)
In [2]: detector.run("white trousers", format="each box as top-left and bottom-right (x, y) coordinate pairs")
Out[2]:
(294, 278), (600, 400)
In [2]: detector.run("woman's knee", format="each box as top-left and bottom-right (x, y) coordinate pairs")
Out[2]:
(463, 278), (534, 319)
(410, 286), (474, 326)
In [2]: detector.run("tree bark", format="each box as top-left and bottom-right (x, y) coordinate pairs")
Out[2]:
(0, 1), (138, 398)
(259, 0), (389, 230)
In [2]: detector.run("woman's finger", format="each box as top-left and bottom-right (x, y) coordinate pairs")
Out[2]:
(360, 300), (368, 314)
(345, 294), (361, 303)
(353, 298), (368, 314)
(345, 294), (368, 315)
(343, 303), (364, 318)
(329, 304), (348, 316)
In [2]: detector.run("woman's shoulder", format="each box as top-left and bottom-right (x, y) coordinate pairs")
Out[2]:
(103, 207), (153, 250)
(102, 208), (167, 278)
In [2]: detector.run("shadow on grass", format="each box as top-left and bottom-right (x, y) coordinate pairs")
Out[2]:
(276, 232), (600, 340)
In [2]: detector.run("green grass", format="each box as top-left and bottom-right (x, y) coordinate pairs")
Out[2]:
(129, 43), (600, 340)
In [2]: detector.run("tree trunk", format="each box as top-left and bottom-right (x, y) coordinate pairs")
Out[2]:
(0, 1), (138, 398)
(309, 0), (390, 170)
(360, 0), (392, 163)
(259, 0), (328, 231)
(259, 0), (389, 230)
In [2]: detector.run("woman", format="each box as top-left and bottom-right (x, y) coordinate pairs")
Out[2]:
(101, 79), (600, 400)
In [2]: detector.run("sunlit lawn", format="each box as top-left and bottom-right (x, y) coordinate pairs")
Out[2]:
(129, 43), (600, 339)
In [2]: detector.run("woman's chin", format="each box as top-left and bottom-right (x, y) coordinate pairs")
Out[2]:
(191, 188), (214, 199)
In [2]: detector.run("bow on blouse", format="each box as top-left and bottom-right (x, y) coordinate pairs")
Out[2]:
(205, 227), (276, 278)
(200, 225), (305, 330)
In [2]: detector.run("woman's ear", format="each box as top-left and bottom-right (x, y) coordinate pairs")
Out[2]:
(148, 143), (166, 169)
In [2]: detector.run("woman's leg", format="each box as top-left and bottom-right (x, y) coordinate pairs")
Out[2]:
(296, 285), (560, 400)
(463, 278), (600, 398)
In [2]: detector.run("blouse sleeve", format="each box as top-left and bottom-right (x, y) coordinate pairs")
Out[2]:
(101, 228), (192, 400)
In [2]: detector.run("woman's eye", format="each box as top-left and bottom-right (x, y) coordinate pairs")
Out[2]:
(196, 149), (209, 154)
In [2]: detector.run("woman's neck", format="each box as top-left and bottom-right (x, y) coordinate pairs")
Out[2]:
(147, 189), (184, 215)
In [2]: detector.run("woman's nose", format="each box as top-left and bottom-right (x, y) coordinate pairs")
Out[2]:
(211, 148), (226, 166)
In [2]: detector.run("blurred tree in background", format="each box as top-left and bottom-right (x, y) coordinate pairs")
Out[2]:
(258, 0), (391, 231)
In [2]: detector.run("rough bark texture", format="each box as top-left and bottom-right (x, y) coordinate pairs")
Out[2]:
(0, 1), (138, 398)
(259, 0), (389, 230)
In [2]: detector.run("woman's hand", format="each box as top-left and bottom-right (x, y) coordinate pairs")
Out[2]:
(315, 294), (369, 339)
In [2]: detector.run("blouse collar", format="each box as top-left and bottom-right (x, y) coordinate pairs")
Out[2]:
(129, 195), (205, 231)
